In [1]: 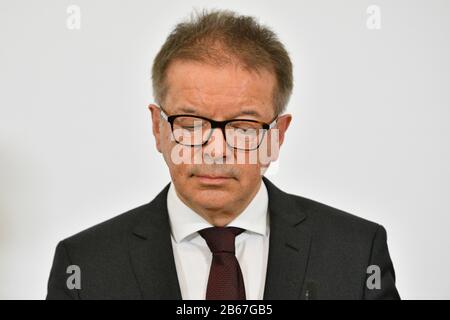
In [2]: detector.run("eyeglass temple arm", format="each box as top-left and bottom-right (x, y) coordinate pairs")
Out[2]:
(269, 117), (278, 129)
(156, 104), (169, 121)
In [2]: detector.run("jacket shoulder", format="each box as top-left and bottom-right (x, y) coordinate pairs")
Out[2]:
(288, 192), (382, 238)
(60, 202), (151, 251)
(263, 176), (381, 235)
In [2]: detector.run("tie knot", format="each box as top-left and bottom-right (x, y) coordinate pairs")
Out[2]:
(198, 226), (245, 254)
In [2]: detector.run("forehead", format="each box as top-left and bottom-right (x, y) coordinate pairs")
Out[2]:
(164, 60), (276, 118)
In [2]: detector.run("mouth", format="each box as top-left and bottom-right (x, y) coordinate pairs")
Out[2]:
(193, 174), (234, 185)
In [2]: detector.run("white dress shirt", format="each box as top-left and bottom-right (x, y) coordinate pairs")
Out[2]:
(166, 180), (270, 300)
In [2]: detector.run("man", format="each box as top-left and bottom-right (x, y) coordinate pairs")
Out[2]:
(47, 9), (400, 300)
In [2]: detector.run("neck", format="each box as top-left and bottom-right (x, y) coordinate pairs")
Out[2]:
(175, 179), (262, 227)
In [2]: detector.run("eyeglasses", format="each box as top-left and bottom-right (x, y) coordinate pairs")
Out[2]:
(158, 104), (278, 151)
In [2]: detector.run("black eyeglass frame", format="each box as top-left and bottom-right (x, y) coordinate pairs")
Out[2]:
(157, 104), (278, 151)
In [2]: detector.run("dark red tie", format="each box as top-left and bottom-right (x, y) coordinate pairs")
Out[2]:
(198, 226), (246, 300)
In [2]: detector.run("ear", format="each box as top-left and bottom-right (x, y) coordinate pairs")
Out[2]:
(275, 113), (292, 147)
(148, 104), (163, 153)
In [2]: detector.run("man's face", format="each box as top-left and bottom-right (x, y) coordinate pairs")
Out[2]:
(149, 60), (291, 225)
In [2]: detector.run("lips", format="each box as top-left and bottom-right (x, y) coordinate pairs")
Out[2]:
(196, 174), (231, 179)
(193, 174), (234, 185)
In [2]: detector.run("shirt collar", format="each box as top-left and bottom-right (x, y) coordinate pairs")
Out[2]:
(167, 179), (269, 243)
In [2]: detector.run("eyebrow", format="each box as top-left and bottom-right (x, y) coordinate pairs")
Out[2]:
(177, 106), (263, 119)
(236, 109), (262, 118)
(178, 106), (197, 114)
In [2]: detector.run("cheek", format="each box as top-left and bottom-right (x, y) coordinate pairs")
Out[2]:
(235, 164), (261, 184)
(160, 126), (173, 152)
(167, 165), (194, 196)
(161, 128), (183, 167)
(256, 130), (280, 166)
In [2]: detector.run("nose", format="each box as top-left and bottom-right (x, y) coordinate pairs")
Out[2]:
(203, 127), (233, 163)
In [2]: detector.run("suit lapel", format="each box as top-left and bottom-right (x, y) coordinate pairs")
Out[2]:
(262, 176), (312, 300)
(128, 182), (182, 299)
(127, 177), (311, 300)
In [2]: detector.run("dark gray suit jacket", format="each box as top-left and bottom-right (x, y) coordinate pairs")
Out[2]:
(46, 176), (400, 299)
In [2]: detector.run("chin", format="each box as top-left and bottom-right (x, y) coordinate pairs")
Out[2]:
(193, 192), (231, 208)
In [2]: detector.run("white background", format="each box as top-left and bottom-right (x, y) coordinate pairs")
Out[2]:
(1, 0), (449, 299)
